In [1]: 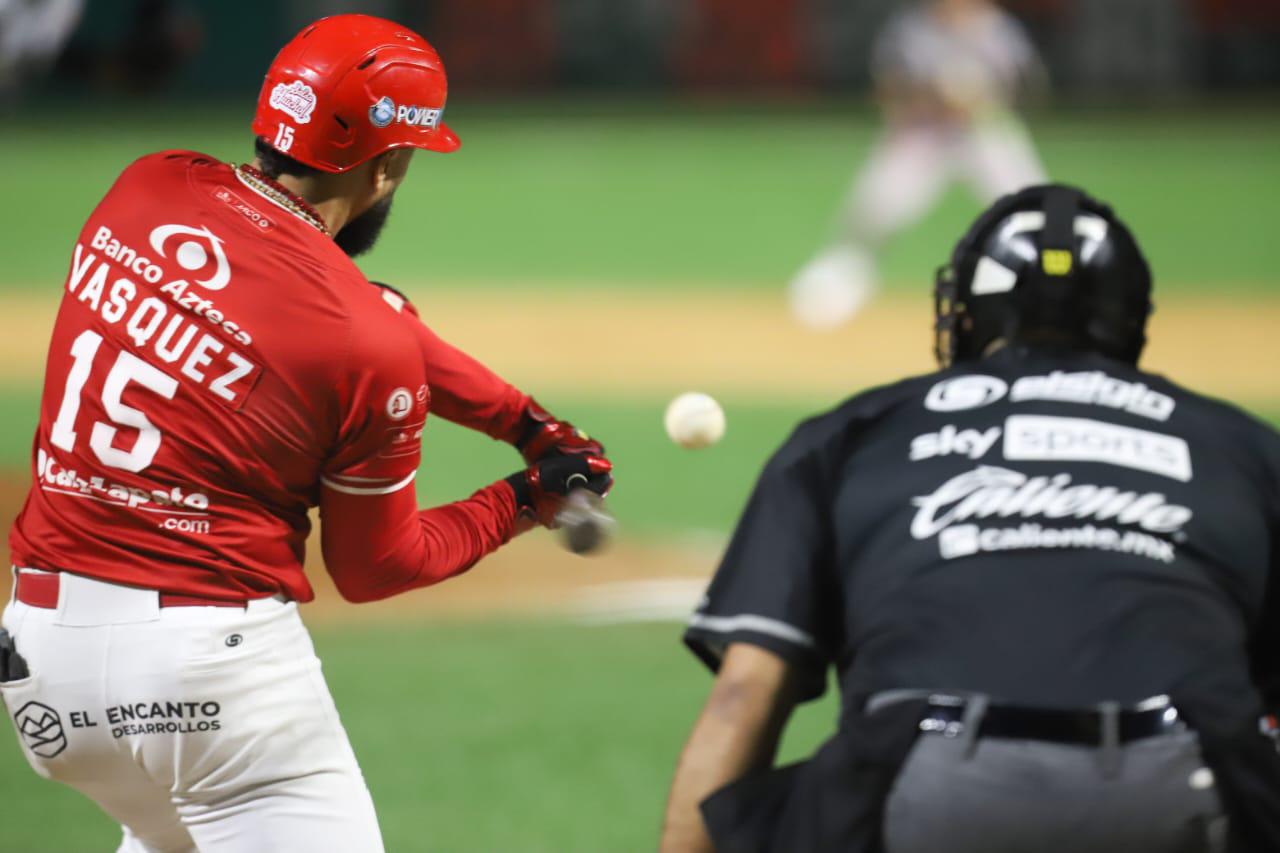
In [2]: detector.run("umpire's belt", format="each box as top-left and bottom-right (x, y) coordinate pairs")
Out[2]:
(918, 695), (1186, 746)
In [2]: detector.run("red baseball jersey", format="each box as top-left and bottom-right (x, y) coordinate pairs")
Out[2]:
(10, 151), (525, 602)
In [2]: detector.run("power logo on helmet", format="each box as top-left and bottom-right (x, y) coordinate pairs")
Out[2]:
(2, 15), (611, 851)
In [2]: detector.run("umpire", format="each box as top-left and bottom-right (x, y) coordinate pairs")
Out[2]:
(661, 185), (1280, 853)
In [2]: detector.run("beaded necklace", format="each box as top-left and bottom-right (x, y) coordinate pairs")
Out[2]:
(234, 163), (331, 236)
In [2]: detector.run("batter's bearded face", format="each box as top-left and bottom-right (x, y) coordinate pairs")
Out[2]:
(335, 193), (395, 258)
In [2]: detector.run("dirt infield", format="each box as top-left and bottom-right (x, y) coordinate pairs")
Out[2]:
(2, 287), (1279, 401)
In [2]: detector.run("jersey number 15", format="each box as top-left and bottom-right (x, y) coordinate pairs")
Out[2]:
(50, 330), (177, 473)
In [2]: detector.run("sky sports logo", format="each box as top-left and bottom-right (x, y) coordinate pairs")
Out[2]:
(1003, 415), (1192, 482)
(909, 414), (1193, 482)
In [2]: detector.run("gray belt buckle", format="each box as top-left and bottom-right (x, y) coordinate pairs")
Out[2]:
(918, 717), (965, 737)
(919, 693), (968, 738)
(1134, 694), (1186, 734)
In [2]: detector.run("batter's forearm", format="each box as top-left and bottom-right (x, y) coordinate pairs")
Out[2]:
(320, 480), (519, 603)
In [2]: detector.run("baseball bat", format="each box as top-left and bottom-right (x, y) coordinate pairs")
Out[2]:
(555, 488), (615, 555)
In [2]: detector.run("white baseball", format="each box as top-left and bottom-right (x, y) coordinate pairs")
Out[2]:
(664, 392), (726, 450)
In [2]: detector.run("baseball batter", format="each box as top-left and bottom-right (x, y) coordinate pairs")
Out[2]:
(789, 0), (1048, 329)
(0, 15), (611, 852)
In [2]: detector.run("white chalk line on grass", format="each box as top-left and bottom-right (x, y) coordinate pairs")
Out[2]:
(570, 578), (710, 625)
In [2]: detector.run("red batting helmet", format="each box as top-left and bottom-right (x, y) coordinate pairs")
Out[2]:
(251, 14), (460, 173)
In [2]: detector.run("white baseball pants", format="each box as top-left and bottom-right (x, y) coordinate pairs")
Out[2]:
(2, 570), (384, 852)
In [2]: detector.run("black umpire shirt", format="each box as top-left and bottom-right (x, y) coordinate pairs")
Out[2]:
(685, 346), (1280, 725)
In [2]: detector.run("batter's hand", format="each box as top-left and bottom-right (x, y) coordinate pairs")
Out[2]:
(516, 400), (605, 464)
(506, 454), (613, 529)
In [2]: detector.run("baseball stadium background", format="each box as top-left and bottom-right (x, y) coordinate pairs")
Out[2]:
(1, 1), (1277, 849)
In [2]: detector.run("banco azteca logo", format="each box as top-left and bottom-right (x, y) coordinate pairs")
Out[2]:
(149, 223), (231, 291)
(14, 701), (67, 758)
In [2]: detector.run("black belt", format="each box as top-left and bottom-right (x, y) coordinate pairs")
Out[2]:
(919, 698), (1186, 746)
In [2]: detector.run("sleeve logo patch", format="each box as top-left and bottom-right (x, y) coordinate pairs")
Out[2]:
(381, 422), (425, 460)
(268, 80), (317, 125)
(386, 388), (414, 421)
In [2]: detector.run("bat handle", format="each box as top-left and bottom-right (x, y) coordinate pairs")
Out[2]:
(556, 488), (615, 555)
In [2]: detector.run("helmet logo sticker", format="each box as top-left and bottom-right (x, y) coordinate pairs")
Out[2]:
(268, 80), (317, 125)
(971, 256), (1018, 295)
(369, 96), (396, 127)
(149, 224), (232, 291)
(997, 211), (1110, 266)
(1042, 249), (1074, 277)
(368, 96), (443, 129)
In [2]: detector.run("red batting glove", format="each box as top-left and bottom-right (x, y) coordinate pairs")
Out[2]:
(505, 454), (613, 529)
(515, 400), (605, 464)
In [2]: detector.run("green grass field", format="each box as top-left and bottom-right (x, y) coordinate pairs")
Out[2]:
(3, 102), (1278, 291)
(1, 102), (1278, 850)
